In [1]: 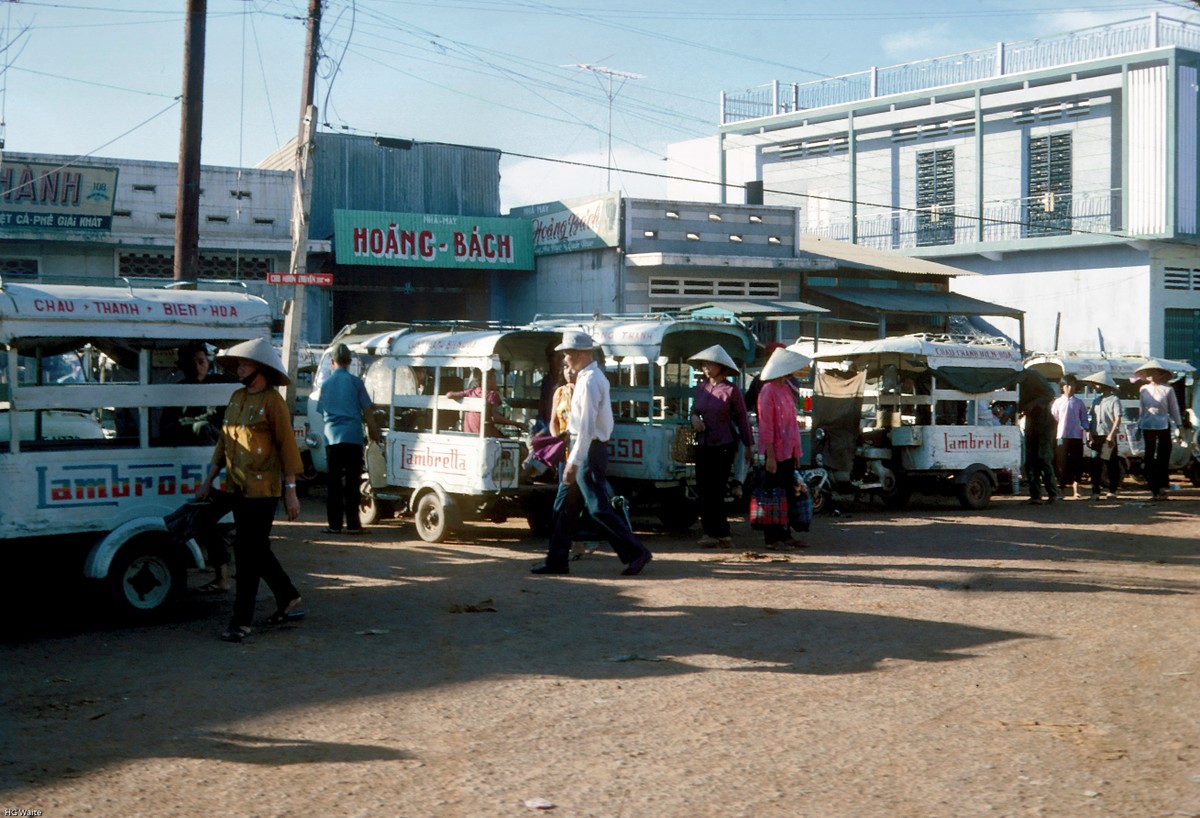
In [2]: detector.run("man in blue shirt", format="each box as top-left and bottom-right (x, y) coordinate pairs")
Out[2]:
(317, 343), (380, 534)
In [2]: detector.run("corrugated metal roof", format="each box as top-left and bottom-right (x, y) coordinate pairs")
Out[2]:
(797, 234), (977, 277)
(809, 287), (1023, 317)
(686, 300), (829, 318)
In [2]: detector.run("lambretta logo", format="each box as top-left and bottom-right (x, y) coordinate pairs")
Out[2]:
(400, 443), (468, 474)
(943, 432), (1012, 451)
(37, 463), (207, 509)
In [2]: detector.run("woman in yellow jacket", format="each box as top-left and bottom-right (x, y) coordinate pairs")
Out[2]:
(198, 338), (305, 642)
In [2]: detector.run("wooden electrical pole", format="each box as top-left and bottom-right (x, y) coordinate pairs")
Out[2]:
(281, 0), (322, 405)
(173, 0), (206, 281)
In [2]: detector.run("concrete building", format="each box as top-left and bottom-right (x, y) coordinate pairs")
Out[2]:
(688, 12), (1200, 364)
(1, 134), (512, 341)
(506, 194), (1021, 346)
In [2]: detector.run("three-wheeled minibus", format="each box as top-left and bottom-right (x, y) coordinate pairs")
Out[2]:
(0, 280), (272, 617)
(533, 313), (757, 528)
(363, 326), (562, 542)
(810, 333), (1026, 510)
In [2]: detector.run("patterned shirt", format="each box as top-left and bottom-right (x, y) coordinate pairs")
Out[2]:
(756, 380), (802, 462)
(211, 387), (304, 498)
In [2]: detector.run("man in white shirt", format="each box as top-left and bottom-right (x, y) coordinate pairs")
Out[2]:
(531, 331), (652, 576)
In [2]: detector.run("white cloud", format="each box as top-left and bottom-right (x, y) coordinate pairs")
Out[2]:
(880, 23), (955, 61)
(500, 145), (672, 211)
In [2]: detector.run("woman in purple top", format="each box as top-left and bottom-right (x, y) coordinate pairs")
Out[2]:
(688, 345), (754, 547)
(756, 347), (810, 548)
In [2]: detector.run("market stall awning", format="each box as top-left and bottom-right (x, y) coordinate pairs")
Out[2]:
(685, 300), (829, 320)
(807, 287), (1023, 318)
(797, 234), (979, 278)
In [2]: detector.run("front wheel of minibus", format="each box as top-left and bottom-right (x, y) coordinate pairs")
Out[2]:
(414, 492), (457, 543)
(107, 535), (185, 620)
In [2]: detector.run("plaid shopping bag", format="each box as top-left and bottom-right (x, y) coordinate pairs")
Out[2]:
(749, 487), (788, 529)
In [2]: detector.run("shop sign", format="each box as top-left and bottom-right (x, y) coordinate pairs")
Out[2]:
(267, 272), (333, 286)
(0, 160), (118, 231)
(508, 192), (620, 256)
(334, 210), (533, 270)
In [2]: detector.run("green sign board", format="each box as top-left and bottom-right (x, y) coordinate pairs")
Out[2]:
(509, 192), (620, 256)
(334, 209), (534, 270)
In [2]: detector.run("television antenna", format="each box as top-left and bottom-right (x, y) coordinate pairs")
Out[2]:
(572, 63), (644, 190)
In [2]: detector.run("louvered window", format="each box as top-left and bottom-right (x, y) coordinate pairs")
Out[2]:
(1027, 133), (1073, 236)
(1164, 309), (1200, 369)
(1164, 267), (1200, 291)
(916, 149), (955, 247)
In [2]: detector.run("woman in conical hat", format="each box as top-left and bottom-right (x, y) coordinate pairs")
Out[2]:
(687, 345), (754, 548)
(1081, 371), (1124, 500)
(755, 346), (811, 549)
(1134, 359), (1182, 501)
(200, 336), (306, 641)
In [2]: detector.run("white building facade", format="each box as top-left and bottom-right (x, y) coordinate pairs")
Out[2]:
(710, 13), (1200, 364)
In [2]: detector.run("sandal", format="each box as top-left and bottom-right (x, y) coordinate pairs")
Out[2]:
(220, 625), (252, 642)
(195, 581), (229, 595)
(263, 596), (305, 626)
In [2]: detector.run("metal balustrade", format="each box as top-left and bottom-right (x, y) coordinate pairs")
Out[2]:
(722, 14), (1198, 125)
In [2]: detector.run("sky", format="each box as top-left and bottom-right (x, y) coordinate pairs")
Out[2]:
(2, 0), (1199, 211)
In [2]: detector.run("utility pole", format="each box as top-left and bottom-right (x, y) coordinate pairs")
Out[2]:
(173, 0), (206, 281)
(574, 64), (643, 190)
(280, 0), (322, 407)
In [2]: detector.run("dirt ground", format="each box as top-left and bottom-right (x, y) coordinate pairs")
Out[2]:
(2, 475), (1198, 818)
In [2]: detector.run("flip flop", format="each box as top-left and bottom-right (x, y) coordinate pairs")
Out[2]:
(263, 596), (305, 626)
(195, 581), (229, 595)
(220, 625), (252, 642)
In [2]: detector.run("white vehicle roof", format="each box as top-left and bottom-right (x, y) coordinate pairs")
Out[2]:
(811, 333), (1023, 372)
(380, 327), (560, 368)
(1025, 350), (1195, 382)
(0, 281), (271, 346)
(535, 314), (756, 364)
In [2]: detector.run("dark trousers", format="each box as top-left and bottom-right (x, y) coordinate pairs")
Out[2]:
(1090, 450), (1123, 495)
(695, 442), (737, 538)
(761, 457), (797, 545)
(230, 494), (298, 628)
(1025, 432), (1059, 501)
(1054, 437), (1085, 489)
(1142, 428), (1173, 494)
(545, 440), (647, 570)
(326, 442), (364, 531)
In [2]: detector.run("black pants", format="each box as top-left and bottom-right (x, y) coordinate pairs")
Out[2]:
(761, 457), (797, 545)
(1025, 431), (1059, 501)
(326, 442), (365, 531)
(231, 494), (298, 628)
(1054, 437), (1085, 489)
(545, 440), (647, 570)
(695, 442), (737, 538)
(1142, 428), (1172, 495)
(1090, 450), (1122, 495)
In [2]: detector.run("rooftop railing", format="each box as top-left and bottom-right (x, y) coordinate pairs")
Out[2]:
(721, 13), (1199, 125)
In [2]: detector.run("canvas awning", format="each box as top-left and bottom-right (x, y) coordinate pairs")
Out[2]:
(797, 234), (979, 278)
(807, 287), (1023, 318)
(685, 300), (829, 320)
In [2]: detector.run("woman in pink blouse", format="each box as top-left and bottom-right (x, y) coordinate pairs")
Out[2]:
(756, 347), (811, 548)
(688, 345), (754, 547)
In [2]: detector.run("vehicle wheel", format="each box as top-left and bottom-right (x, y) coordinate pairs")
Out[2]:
(956, 471), (993, 510)
(810, 487), (833, 515)
(526, 496), (555, 536)
(414, 492), (455, 543)
(879, 472), (911, 509)
(108, 536), (184, 620)
(657, 496), (698, 531)
(1186, 459), (1200, 488)
(359, 477), (395, 526)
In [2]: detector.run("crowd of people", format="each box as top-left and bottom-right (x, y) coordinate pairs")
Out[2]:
(167, 335), (1190, 642)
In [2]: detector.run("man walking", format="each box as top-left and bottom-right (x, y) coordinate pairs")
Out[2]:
(317, 342), (380, 534)
(531, 331), (652, 576)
